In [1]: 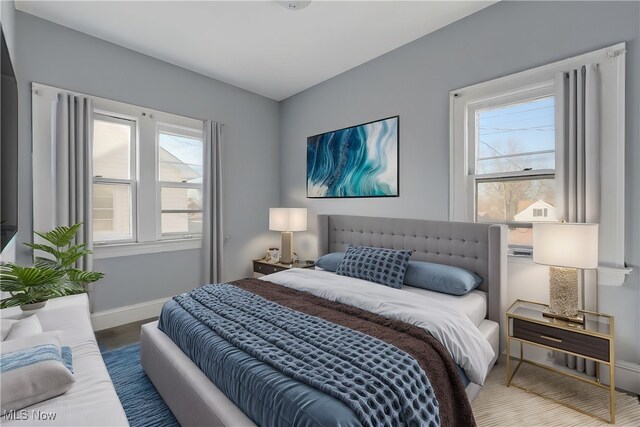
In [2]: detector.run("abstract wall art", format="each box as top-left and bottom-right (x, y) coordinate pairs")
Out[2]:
(306, 116), (399, 198)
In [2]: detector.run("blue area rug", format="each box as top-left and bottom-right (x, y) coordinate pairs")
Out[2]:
(102, 344), (179, 427)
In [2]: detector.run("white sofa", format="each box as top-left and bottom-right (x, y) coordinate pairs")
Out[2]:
(1, 294), (128, 426)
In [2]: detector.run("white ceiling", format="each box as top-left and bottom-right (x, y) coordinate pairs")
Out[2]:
(16, 1), (495, 100)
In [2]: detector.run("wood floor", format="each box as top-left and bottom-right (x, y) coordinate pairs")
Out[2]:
(95, 318), (156, 350)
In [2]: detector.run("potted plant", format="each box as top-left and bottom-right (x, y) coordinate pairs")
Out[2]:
(0, 224), (104, 310)
(0, 265), (65, 310)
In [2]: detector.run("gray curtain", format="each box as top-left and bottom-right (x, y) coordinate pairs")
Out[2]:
(55, 93), (94, 271)
(554, 64), (600, 376)
(202, 121), (224, 284)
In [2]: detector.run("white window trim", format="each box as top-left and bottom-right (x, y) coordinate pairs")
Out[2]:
(93, 238), (202, 260)
(31, 82), (205, 258)
(449, 43), (630, 286)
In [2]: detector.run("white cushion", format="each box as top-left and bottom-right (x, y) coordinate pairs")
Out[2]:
(5, 315), (43, 340)
(1, 318), (18, 340)
(1, 295), (128, 426)
(1, 330), (62, 354)
(0, 331), (75, 412)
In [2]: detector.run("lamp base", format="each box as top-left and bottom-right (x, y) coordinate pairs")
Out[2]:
(280, 231), (293, 264)
(542, 308), (585, 325)
(547, 266), (581, 322)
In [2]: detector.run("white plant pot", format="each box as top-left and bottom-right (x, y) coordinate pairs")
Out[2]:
(20, 301), (47, 312)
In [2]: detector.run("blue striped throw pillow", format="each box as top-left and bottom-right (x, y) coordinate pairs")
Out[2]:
(0, 336), (75, 411)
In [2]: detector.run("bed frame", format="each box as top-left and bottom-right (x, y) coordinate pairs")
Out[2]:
(141, 215), (508, 427)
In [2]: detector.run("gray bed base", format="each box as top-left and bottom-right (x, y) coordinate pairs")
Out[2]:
(141, 215), (508, 426)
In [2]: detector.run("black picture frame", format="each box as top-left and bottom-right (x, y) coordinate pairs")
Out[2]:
(306, 115), (400, 199)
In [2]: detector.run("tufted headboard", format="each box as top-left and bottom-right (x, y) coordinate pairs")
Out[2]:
(317, 215), (507, 329)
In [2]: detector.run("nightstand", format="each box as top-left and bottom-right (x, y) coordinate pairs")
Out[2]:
(252, 258), (314, 277)
(506, 300), (615, 423)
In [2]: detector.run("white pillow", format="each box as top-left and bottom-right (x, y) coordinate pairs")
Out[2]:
(0, 331), (75, 412)
(1, 318), (18, 341)
(5, 315), (43, 340)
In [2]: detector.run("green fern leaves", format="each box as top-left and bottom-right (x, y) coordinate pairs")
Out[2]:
(0, 223), (104, 308)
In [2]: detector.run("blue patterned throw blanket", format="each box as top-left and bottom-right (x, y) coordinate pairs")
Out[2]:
(171, 284), (440, 427)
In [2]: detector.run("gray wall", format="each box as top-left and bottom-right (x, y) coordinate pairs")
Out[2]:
(280, 1), (640, 364)
(15, 11), (280, 312)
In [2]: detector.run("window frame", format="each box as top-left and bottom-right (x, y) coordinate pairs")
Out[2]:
(465, 83), (557, 252)
(450, 82), (561, 255)
(155, 122), (204, 240)
(89, 108), (204, 249)
(466, 83), (555, 177)
(92, 113), (138, 245)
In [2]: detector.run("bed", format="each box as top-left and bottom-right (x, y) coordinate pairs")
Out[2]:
(140, 214), (507, 426)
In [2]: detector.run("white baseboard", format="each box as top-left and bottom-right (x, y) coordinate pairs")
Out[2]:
(91, 297), (170, 331)
(614, 360), (640, 394)
(599, 360), (640, 394)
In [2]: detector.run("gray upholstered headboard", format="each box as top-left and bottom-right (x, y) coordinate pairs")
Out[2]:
(317, 215), (507, 329)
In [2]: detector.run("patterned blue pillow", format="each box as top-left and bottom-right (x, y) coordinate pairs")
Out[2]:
(336, 245), (412, 288)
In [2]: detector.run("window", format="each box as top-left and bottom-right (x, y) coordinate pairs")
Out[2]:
(89, 104), (203, 247)
(471, 90), (557, 248)
(157, 125), (204, 238)
(449, 43), (628, 284)
(532, 208), (548, 218)
(92, 115), (136, 243)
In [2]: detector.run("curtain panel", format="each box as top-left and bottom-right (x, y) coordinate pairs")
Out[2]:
(202, 121), (224, 285)
(554, 64), (600, 376)
(54, 93), (94, 271)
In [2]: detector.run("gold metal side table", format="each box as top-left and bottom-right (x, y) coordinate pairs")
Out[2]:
(506, 299), (615, 424)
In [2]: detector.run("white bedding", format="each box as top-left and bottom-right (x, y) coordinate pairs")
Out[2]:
(401, 287), (487, 327)
(260, 268), (495, 385)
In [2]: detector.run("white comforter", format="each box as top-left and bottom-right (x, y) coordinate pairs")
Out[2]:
(260, 268), (494, 385)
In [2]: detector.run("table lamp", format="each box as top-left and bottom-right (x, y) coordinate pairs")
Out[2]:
(269, 208), (307, 264)
(533, 223), (598, 324)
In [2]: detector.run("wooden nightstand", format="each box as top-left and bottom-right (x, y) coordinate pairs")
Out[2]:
(252, 258), (314, 277)
(506, 299), (615, 423)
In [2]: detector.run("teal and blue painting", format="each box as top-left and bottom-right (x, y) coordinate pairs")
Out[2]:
(307, 116), (399, 198)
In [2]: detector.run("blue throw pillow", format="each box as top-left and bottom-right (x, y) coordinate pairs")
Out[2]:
(336, 245), (412, 289)
(314, 252), (345, 272)
(61, 346), (73, 374)
(403, 261), (482, 296)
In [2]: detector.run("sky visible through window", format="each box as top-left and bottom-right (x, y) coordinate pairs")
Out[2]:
(475, 96), (557, 246)
(159, 132), (203, 183)
(477, 96), (555, 174)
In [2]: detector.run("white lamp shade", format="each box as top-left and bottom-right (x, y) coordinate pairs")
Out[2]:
(269, 208), (307, 232)
(533, 223), (599, 269)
